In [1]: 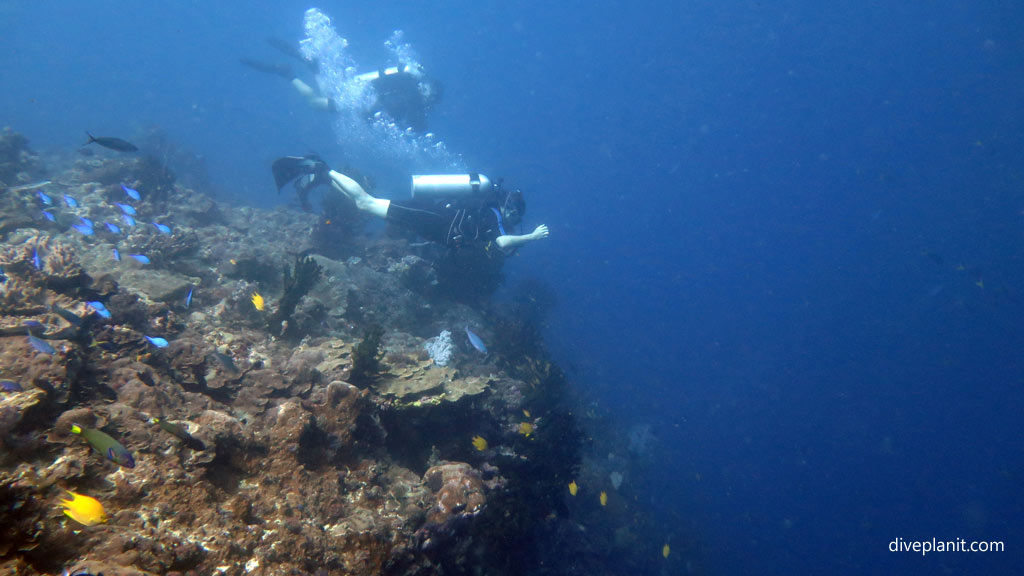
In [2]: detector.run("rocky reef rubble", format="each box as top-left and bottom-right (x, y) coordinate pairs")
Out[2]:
(0, 130), (594, 576)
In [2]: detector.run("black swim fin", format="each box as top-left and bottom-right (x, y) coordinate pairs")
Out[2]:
(240, 58), (294, 80)
(272, 155), (329, 192)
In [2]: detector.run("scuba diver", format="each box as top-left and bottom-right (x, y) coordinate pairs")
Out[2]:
(240, 37), (442, 132)
(272, 155), (549, 253)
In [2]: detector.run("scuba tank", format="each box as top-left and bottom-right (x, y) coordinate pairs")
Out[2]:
(411, 174), (494, 200)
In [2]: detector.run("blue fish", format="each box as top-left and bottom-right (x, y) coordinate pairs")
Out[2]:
(153, 222), (171, 235)
(105, 222), (121, 234)
(1, 380), (23, 392)
(145, 336), (169, 348)
(115, 203), (137, 216)
(465, 326), (487, 354)
(33, 248), (41, 270)
(0, 266), (6, 283)
(72, 223), (94, 236)
(38, 190), (53, 205)
(122, 214), (136, 226)
(86, 301), (112, 319)
(80, 217), (93, 228)
(112, 248), (120, 261)
(42, 211), (56, 222)
(129, 254), (150, 264)
(121, 184), (141, 200)
(63, 195), (78, 208)
(185, 286), (193, 309)
(27, 333), (55, 355)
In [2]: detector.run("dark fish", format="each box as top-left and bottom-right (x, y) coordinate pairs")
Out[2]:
(151, 417), (205, 451)
(84, 132), (138, 152)
(70, 423), (135, 468)
(49, 304), (84, 327)
(1, 380), (23, 392)
(209, 351), (239, 374)
(27, 332), (55, 355)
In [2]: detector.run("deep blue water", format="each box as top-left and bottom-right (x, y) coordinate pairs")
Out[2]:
(3, 1), (1023, 574)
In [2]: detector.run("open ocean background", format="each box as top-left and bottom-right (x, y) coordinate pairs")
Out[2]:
(3, 1), (1022, 574)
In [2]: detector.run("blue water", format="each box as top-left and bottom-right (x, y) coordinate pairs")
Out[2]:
(3, 1), (1023, 574)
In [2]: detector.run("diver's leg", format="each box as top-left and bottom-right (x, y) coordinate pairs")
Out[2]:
(291, 79), (335, 111)
(328, 171), (390, 219)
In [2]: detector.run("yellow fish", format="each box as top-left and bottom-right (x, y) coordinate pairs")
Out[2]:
(471, 435), (488, 451)
(662, 543), (671, 558)
(568, 480), (578, 496)
(518, 422), (534, 437)
(59, 490), (107, 526)
(522, 409), (531, 418)
(599, 491), (608, 506)
(251, 292), (265, 311)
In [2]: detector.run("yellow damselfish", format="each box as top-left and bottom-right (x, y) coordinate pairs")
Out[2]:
(251, 292), (265, 311)
(471, 435), (488, 451)
(599, 491), (608, 506)
(59, 490), (107, 526)
(662, 543), (671, 558)
(518, 422), (534, 437)
(568, 480), (578, 496)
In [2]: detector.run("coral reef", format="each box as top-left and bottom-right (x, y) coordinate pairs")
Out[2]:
(0, 131), (664, 576)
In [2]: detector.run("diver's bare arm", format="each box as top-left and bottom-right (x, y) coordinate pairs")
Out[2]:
(495, 225), (549, 249)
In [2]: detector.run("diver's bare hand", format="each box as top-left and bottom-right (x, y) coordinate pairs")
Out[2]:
(530, 224), (549, 240)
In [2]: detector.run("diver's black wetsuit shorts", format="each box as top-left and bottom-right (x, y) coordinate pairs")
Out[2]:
(386, 202), (499, 247)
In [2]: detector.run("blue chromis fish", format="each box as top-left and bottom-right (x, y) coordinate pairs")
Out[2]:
(121, 184), (141, 200)
(63, 195), (78, 208)
(104, 222), (121, 234)
(27, 332), (55, 355)
(33, 247), (41, 269)
(42, 211), (56, 222)
(122, 214), (136, 226)
(70, 423), (135, 468)
(115, 203), (137, 216)
(150, 417), (205, 451)
(38, 190), (53, 205)
(72, 223), (94, 236)
(129, 254), (150, 264)
(1, 380), (23, 392)
(185, 286), (193, 308)
(86, 301), (111, 319)
(153, 222), (171, 234)
(145, 336), (169, 348)
(112, 248), (120, 261)
(465, 326), (487, 354)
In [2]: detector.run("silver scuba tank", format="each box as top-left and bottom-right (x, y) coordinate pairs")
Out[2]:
(411, 174), (493, 199)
